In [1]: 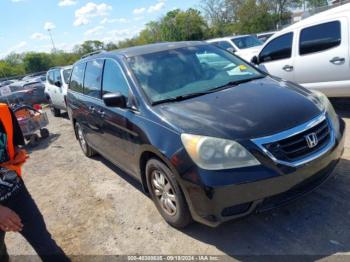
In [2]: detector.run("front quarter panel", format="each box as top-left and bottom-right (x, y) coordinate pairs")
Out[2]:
(127, 111), (191, 177)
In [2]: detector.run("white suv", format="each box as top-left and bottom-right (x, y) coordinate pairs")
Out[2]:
(207, 35), (263, 61)
(45, 66), (72, 116)
(252, 3), (350, 97)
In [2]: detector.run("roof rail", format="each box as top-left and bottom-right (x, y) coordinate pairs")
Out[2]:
(81, 50), (106, 59)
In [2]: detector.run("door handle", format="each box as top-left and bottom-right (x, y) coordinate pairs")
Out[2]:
(282, 65), (294, 72)
(330, 57), (345, 64)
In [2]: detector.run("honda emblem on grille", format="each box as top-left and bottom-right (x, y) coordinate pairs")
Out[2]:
(305, 133), (318, 148)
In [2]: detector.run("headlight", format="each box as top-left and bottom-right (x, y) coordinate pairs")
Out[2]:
(181, 134), (260, 170)
(312, 90), (339, 134)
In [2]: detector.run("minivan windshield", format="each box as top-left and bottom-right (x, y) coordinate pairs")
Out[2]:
(128, 44), (264, 104)
(231, 35), (262, 49)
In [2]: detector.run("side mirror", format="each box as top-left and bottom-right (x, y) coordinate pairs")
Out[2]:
(227, 47), (236, 53)
(54, 81), (62, 88)
(103, 92), (126, 108)
(251, 56), (259, 65)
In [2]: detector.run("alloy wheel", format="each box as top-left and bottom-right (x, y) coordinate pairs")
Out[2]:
(151, 170), (177, 216)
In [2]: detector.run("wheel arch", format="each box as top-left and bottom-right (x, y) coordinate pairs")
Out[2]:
(139, 147), (178, 194)
(45, 93), (51, 101)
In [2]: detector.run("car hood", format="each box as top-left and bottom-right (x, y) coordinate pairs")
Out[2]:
(153, 77), (322, 140)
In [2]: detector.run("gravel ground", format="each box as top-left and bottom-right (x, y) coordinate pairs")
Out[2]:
(5, 101), (350, 260)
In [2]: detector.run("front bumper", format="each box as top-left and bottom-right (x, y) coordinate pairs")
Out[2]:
(179, 118), (345, 227)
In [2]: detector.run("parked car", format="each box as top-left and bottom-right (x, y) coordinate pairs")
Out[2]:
(251, 3), (350, 97)
(0, 80), (16, 87)
(30, 75), (46, 83)
(22, 72), (47, 81)
(45, 66), (72, 117)
(0, 81), (47, 105)
(207, 34), (263, 61)
(256, 31), (277, 43)
(67, 42), (345, 228)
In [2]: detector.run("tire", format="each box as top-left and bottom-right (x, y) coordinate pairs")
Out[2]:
(64, 97), (70, 120)
(146, 158), (192, 228)
(29, 134), (39, 147)
(75, 122), (96, 157)
(40, 128), (49, 139)
(48, 98), (61, 117)
(52, 107), (61, 117)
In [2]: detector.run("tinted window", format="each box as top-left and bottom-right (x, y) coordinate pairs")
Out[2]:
(259, 33), (293, 63)
(231, 35), (262, 49)
(63, 69), (72, 84)
(213, 41), (235, 51)
(258, 33), (274, 43)
(102, 60), (129, 97)
(299, 21), (341, 55)
(69, 63), (85, 93)
(83, 60), (103, 99)
(48, 71), (55, 85)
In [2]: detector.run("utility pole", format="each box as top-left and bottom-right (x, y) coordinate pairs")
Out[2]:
(47, 28), (56, 52)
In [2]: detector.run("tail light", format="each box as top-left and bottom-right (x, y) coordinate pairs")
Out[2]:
(33, 104), (42, 110)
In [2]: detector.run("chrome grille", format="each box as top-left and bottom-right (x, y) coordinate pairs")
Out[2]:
(263, 119), (331, 162)
(252, 113), (335, 167)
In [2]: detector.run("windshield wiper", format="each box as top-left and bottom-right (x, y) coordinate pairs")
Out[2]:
(213, 75), (266, 90)
(152, 75), (266, 106)
(152, 91), (211, 105)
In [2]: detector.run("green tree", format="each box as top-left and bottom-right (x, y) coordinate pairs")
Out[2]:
(23, 53), (52, 73)
(74, 40), (105, 55)
(138, 21), (162, 44)
(0, 61), (25, 78)
(305, 0), (328, 9)
(4, 53), (23, 67)
(50, 51), (80, 67)
(174, 8), (208, 40)
(236, 0), (276, 34)
(105, 42), (118, 51)
(158, 9), (208, 41)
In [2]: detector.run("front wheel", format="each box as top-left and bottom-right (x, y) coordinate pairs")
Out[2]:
(146, 158), (192, 228)
(49, 99), (61, 117)
(75, 122), (96, 157)
(40, 128), (49, 139)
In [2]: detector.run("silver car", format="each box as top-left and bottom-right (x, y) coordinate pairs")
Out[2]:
(252, 4), (350, 97)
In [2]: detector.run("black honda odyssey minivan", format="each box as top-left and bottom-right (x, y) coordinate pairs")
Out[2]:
(67, 42), (345, 228)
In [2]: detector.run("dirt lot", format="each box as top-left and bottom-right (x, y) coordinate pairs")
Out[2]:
(5, 101), (350, 260)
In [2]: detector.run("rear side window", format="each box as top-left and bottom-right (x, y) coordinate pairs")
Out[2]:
(83, 60), (104, 99)
(48, 71), (55, 84)
(54, 70), (62, 83)
(259, 32), (293, 63)
(102, 60), (129, 97)
(69, 63), (86, 93)
(299, 21), (341, 55)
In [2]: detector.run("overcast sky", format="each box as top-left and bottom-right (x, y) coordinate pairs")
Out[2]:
(0, 0), (200, 58)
